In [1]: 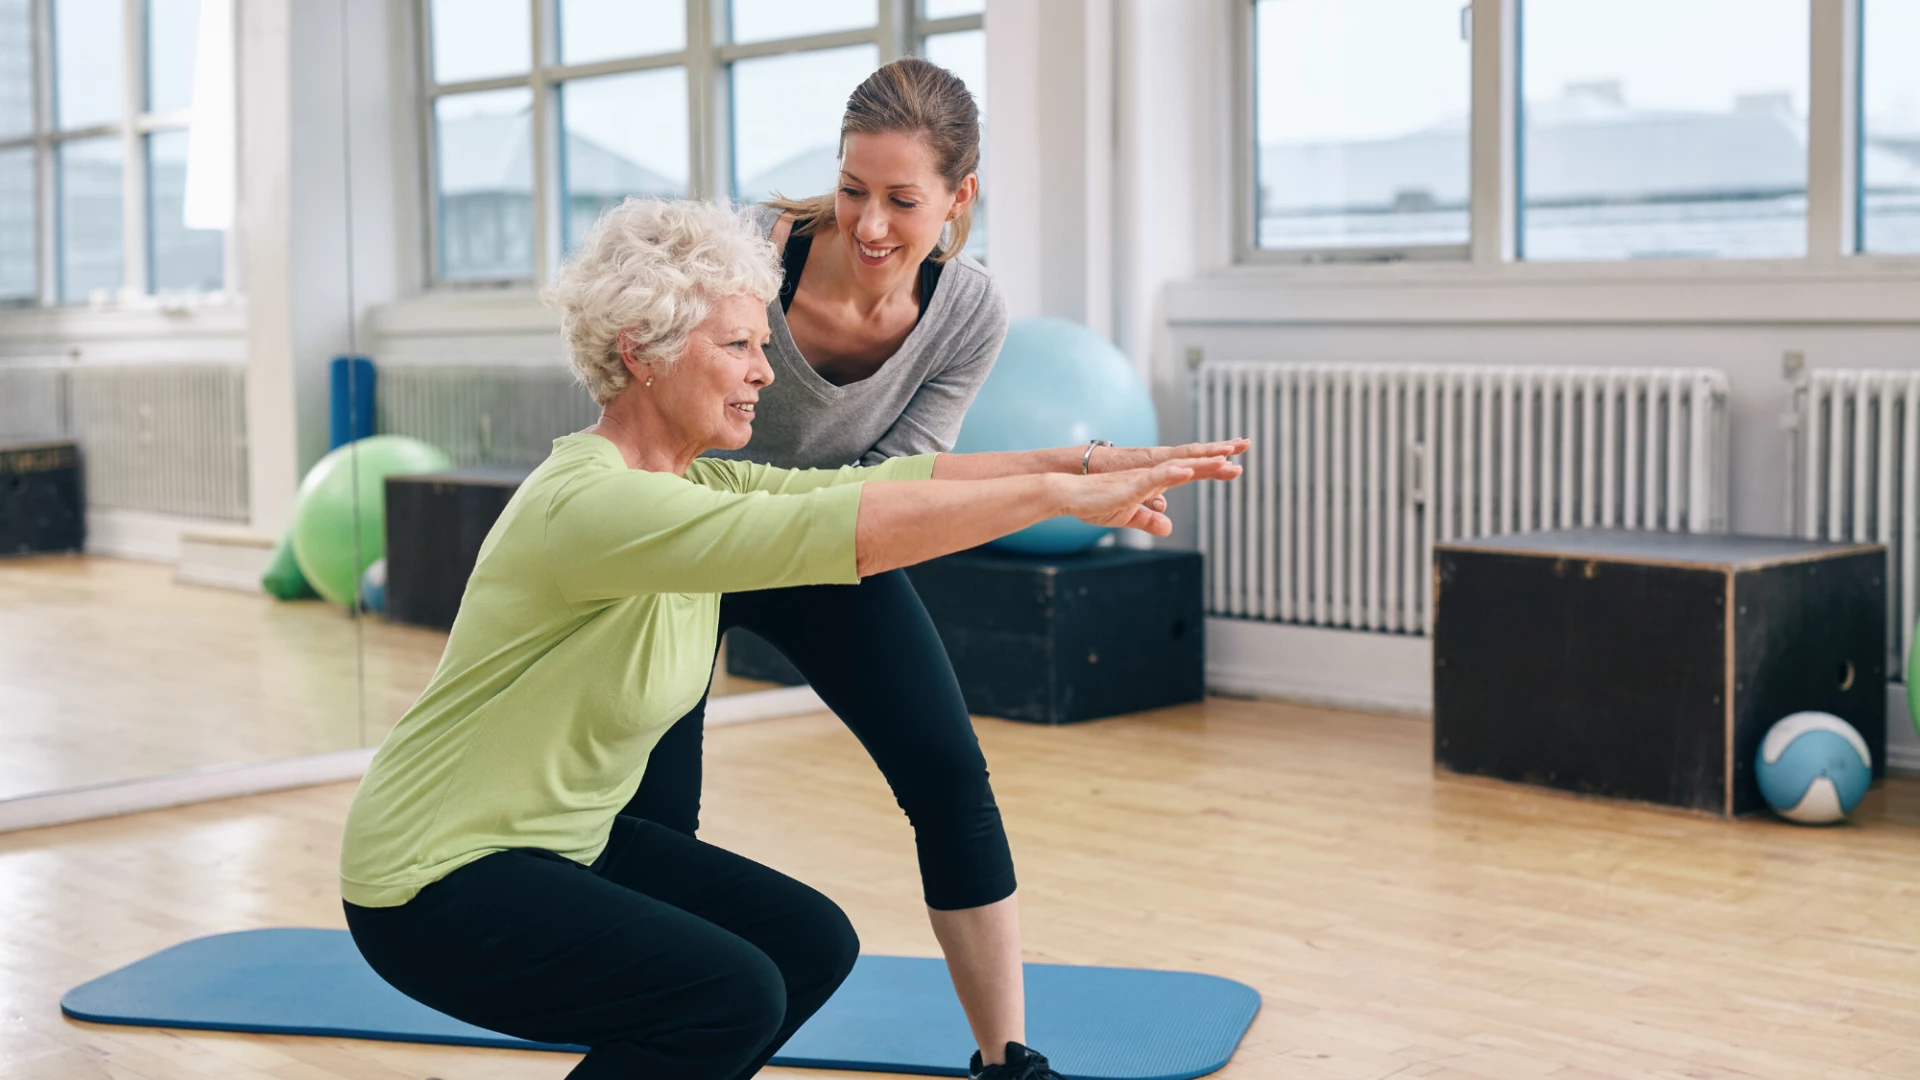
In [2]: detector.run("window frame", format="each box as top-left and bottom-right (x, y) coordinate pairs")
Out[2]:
(0, 0), (234, 308)
(1235, 0), (1920, 275)
(415, 0), (985, 290)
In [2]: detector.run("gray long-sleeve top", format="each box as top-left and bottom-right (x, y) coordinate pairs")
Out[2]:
(708, 204), (1010, 469)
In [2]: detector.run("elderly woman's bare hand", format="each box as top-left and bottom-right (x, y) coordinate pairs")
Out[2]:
(1057, 456), (1243, 535)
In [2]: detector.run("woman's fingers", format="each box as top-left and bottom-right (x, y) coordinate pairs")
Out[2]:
(1138, 439), (1249, 467)
(1173, 438), (1250, 460)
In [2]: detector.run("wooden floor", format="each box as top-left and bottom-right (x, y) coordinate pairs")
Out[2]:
(2, 696), (1917, 1079)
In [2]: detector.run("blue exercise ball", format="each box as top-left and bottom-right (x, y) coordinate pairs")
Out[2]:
(359, 556), (388, 616)
(953, 317), (1158, 555)
(1755, 711), (1872, 824)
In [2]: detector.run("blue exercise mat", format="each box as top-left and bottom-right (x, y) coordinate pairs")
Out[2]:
(62, 929), (1259, 1080)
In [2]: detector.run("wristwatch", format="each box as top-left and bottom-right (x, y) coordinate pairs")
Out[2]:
(1081, 439), (1114, 475)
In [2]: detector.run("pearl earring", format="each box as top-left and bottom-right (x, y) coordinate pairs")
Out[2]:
(645, 376), (653, 387)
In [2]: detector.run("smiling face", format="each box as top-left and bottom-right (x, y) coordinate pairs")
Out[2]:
(647, 291), (774, 453)
(833, 130), (977, 288)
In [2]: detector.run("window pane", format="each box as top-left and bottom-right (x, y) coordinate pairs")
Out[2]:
(560, 68), (689, 251)
(147, 0), (198, 113)
(1253, 0), (1470, 252)
(0, 147), (32, 301)
(923, 30), (985, 261)
(58, 136), (122, 302)
(732, 44), (878, 203)
(0, 0), (31, 141)
(54, 0), (124, 129)
(729, 0), (877, 45)
(559, 0), (684, 65)
(923, 0), (984, 17)
(429, 0), (529, 85)
(923, 29), (984, 117)
(1520, 0), (1809, 261)
(1861, 0), (1920, 254)
(434, 87), (534, 280)
(148, 130), (221, 291)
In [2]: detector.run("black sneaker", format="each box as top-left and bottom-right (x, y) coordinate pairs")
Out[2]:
(968, 1042), (1065, 1080)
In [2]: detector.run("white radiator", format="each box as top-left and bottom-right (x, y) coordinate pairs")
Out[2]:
(67, 364), (250, 522)
(1, 363), (249, 522)
(1194, 362), (1731, 634)
(0, 364), (71, 442)
(378, 364), (597, 467)
(1787, 369), (1920, 676)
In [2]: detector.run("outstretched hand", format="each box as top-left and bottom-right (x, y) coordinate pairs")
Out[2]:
(1087, 438), (1251, 476)
(1059, 454), (1245, 536)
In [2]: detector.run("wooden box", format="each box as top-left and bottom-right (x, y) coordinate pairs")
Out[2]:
(730, 547), (1206, 725)
(1433, 530), (1887, 816)
(0, 439), (84, 556)
(384, 467), (531, 631)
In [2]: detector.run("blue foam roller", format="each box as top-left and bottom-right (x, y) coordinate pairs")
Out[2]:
(62, 929), (1259, 1080)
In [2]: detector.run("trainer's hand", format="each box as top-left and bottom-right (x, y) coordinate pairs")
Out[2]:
(1086, 438), (1250, 475)
(1058, 456), (1244, 536)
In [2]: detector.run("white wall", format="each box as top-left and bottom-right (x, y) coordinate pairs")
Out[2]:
(243, 0), (410, 536)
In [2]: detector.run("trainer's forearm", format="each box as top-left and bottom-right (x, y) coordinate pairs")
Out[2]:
(855, 476), (1062, 576)
(928, 447), (1084, 481)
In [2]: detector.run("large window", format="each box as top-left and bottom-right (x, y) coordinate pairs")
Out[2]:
(420, 0), (986, 286)
(0, 0), (229, 306)
(1252, 0), (1471, 256)
(1520, 0), (1809, 261)
(1244, 0), (1917, 267)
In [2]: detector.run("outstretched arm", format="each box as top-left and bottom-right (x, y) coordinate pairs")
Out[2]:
(853, 456), (1241, 577)
(928, 438), (1250, 481)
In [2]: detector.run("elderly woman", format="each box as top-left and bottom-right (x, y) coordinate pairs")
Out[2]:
(338, 198), (1243, 1080)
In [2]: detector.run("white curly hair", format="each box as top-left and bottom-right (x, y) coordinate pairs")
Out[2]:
(543, 198), (781, 406)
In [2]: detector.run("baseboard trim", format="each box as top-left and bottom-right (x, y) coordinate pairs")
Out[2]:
(1883, 684), (1920, 776)
(1207, 618), (1432, 716)
(85, 508), (254, 564)
(175, 530), (275, 593)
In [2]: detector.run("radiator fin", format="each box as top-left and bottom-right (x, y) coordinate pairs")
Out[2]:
(377, 364), (597, 467)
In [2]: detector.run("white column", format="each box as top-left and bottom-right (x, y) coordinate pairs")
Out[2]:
(983, 0), (1114, 335)
(240, 0), (404, 536)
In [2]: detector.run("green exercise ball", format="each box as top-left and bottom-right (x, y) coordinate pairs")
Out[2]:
(289, 436), (451, 608)
(1909, 630), (1920, 740)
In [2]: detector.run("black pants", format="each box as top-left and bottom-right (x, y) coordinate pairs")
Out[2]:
(344, 816), (857, 1080)
(622, 570), (1017, 911)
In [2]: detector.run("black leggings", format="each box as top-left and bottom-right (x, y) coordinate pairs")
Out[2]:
(344, 816), (857, 1080)
(621, 570), (1017, 911)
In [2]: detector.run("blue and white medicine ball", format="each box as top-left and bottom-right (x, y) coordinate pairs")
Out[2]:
(359, 556), (388, 616)
(1755, 711), (1871, 824)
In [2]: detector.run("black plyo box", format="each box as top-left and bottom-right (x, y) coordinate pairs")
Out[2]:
(1433, 530), (1887, 817)
(730, 547), (1206, 725)
(384, 467), (531, 631)
(0, 439), (84, 556)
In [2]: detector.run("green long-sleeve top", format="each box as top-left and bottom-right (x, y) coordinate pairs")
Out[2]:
(339, 433), (937, 908)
